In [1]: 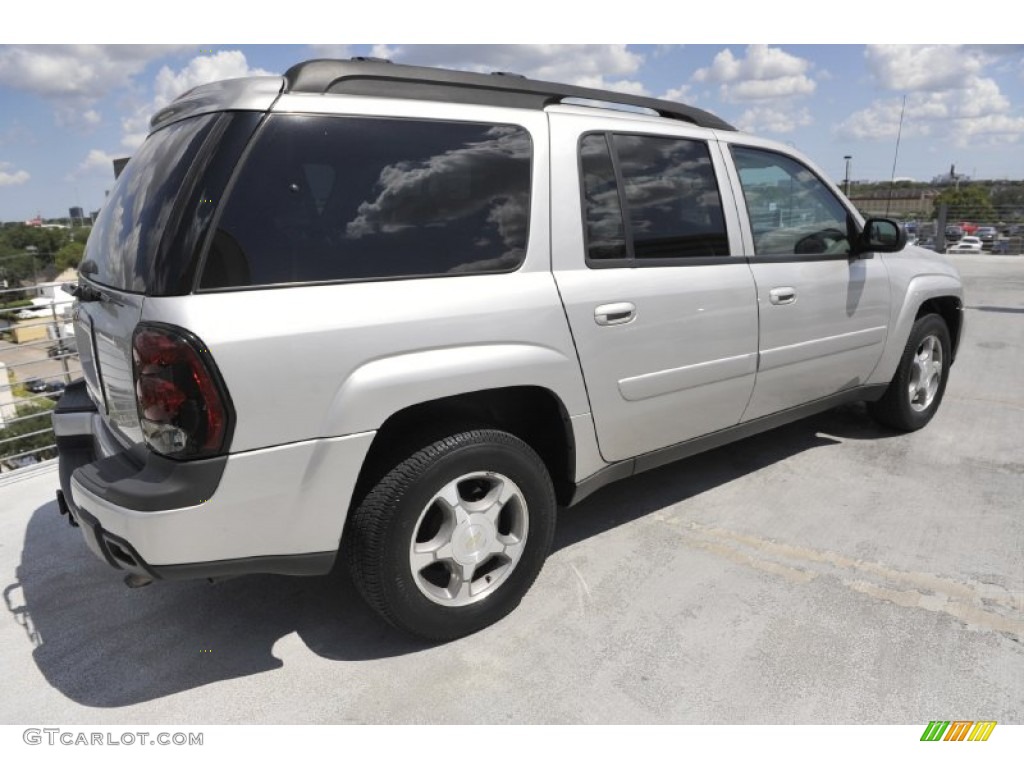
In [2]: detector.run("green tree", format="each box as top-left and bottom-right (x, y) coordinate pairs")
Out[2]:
(5, 225), (67, 254)
(0, 250), (41, 288)
(991, 185), (1024, 221)
(55, 241), (85, 271)
(0, 399), (56, 466)
(70, 225), (92, 243)
(932, 186), (995, 223)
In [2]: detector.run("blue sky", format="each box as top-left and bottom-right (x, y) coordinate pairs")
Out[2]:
(2, 42), (1024, 221)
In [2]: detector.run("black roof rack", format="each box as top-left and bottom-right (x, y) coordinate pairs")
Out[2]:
(282, 58), (736, 132)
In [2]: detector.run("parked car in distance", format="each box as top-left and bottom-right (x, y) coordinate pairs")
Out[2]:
(945, 225), (964, 242)
(947, 236), (983, 254)
(47, 339), (77, 358)
(975, 226), (997, 248)
(51, 58), (966, 641)
(26, 377), (65, 395)
(15, 303), (56, 320)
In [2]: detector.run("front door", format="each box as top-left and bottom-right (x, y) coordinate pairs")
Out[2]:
(724, 144), (891, 421)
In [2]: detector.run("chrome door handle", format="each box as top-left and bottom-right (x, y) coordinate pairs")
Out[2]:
(769, 287), (797, 305)
(594, 302), (636, 326)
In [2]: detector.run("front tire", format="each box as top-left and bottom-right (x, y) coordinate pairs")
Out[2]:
(345, 429), (556, 641)
(868, 313), (951, 431)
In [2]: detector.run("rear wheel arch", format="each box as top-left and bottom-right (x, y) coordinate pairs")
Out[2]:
(345, 428), (558, 640)
(351, 386), (577, 510)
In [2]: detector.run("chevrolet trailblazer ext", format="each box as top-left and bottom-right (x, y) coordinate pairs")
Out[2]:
(53, 59), (963, 640)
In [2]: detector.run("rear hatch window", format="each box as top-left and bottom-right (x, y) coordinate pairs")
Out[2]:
(82, 114), (218, 293)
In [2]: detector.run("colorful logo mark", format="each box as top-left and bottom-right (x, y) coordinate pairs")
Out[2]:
(920, 721), (996, 741)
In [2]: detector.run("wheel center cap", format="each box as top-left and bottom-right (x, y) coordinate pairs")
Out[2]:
(452, 521), (491, 564)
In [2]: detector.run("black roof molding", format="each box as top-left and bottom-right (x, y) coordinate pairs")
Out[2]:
(283, 59), (736, 132)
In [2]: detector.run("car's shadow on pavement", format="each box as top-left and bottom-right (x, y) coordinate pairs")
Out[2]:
(552, 402), (899, 551)
(9, 502), (430, 708)
(8, 403), (895, 708)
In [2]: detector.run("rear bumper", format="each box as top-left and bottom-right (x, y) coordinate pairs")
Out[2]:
(52, 379), (375, 581)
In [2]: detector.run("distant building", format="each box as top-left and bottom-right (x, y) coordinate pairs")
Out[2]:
(23, 215), (42, 227)
(932, 164), (970, 185)
(69, 206), (84, 221)
(848, 189), (939, 217)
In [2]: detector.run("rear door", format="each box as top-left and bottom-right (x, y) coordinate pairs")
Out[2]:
(722, 142), (891, 420)
(550, 109), (758, 463)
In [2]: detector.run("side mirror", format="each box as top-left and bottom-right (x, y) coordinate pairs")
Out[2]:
(854, 217), (908, 255)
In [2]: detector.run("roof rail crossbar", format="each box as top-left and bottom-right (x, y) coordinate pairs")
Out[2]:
(282, 59), (736, 131)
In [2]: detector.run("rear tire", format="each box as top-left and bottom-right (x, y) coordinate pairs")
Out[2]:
(868, 313), (951, 432)
(345, 429), (556, 641)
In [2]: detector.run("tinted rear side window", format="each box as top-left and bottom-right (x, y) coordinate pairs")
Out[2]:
(580, 134), (627, 261)
(84, 114), (217, 293)
(614, 134), (728, 259)
(201, 115), (533, 288)
(579, 132), (729, 265)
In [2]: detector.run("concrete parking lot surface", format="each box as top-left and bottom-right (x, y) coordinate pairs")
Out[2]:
(1, 254), (1021, 724)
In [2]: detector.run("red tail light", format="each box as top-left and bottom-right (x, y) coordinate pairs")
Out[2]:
(132, 324), (232, 459)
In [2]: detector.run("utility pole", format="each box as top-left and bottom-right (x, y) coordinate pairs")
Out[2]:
(843, 155), (852, 197)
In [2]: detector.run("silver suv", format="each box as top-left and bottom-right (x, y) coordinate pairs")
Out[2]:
(53, 59), (964, 640)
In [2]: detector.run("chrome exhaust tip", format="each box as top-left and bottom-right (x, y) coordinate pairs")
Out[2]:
(124, 573), (153, 589)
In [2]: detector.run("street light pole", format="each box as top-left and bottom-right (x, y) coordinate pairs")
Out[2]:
(843, 155), (852, 197)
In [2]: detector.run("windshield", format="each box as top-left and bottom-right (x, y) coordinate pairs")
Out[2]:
(83, 115), (217, 293)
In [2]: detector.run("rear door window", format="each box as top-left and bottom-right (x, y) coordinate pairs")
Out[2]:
(580, 132), (729, 264)
(200, 115), (533, 289)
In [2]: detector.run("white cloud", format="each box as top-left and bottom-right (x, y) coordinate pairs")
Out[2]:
(120, 51), (272, 150)
(865, 45), (986, 92)
(835, 97), (932, 141)
(0, 45), (192, 131)
(951, 77), (1009, 118)
(693, 45), (815, 102)
(0, 162), (30, 186)
(152, 50), (273, 105)
(77, 149), (120, 174)
(728, 75), (815, 101)
(736, 106), (812, 134)
(0, 45), (192, 100)
(952, 114), (1024, 147)
(838, 70), (1020, 144)
(377, 44), (644, 88)
(661, 84), (695, 103)
(573, 76), (649, 97)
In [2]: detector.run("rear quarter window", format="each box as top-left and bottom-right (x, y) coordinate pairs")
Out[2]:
(200, 115), (533, 289)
